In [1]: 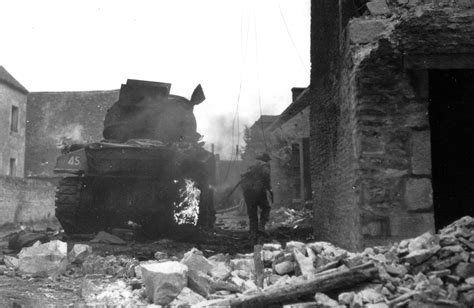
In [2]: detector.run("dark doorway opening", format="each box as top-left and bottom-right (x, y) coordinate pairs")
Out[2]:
(429, 69), (474, 230)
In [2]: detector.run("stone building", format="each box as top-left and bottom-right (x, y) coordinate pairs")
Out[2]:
(310, 0), (474, 250)
(242, 115), (278, 161)
(25, 90), (119, 177)
(267, 87), (312, 208)
(0, 66), (28, 177)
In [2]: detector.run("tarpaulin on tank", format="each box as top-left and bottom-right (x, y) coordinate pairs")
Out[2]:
(84, 146), (177, 177)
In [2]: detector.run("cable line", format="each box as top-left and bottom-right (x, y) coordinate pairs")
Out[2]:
(278, 2), (309, 76)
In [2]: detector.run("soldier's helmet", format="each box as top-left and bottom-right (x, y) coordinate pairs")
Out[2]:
(256, 153), (271, 162)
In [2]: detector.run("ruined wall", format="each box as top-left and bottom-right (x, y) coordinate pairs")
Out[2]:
(270, 107), (310, 208)
(0, 83), (27, 177)
(310, 0), (474, 250)
(351, 3), (474, 247)
(25, 90), (119, 177)
(0, 175), (56, 226)
(310, 0), (362, 250)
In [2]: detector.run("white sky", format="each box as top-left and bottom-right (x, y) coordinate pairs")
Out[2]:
(0, 0), (310, 159)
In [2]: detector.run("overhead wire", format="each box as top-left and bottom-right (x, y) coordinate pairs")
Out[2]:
(278, 1), (310, 77)
(223, 4), (250, 182)
(253, 6), (269, 154)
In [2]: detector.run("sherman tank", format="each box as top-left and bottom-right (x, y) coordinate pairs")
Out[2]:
(53, 79), (216, 237)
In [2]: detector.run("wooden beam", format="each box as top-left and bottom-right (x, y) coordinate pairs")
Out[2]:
(228, 263), (378, 308)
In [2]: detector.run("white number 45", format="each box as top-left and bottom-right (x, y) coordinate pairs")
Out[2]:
(67, 156), (81, 166)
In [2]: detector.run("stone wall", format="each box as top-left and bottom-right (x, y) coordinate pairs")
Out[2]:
(310, 0), (474, 250)
(270, 107), (310, 208)
(0, 83), (27, 177)
(310, 0), (362, 250)
(25, 90), (119, 177)
(0, 175), (56, 226)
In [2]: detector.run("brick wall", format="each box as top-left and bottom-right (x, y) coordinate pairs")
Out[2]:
(25, 90), (119, 177)
(0, 175), (56, 226)
(0, 83), (27, 177)
(310, 0), (362, 250)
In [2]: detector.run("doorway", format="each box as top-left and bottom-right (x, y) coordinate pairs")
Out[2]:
(429, 69), (474, 230)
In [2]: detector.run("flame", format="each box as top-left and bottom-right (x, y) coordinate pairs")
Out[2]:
(174, 178), (201, 225)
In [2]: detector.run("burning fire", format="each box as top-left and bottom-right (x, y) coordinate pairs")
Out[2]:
(174, 178), (201, 225)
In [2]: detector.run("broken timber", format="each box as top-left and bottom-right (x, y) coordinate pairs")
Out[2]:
(227, 262), (377, 308)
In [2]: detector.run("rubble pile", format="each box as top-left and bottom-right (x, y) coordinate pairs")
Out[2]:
(1, 216), (473, 306)
(268, 207), (313, 229)
(144, 216), (474, 307)
(216, 207), (313, 231)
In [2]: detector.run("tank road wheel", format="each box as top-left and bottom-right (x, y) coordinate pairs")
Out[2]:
(55, 177), (95, 234)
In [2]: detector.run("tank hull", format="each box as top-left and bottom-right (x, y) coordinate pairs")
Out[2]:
(54, 143), (215, 237)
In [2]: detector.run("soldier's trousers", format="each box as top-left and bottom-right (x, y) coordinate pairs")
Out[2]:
(243, 190), (271, 234)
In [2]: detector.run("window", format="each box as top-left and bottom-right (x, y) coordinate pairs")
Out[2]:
(9, 158), (16, 177)
(11, 105), (19, 133)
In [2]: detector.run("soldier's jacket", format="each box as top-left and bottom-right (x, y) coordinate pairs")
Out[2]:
(241, 160), (271, 194)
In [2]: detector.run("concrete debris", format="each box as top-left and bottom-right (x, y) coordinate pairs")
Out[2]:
(90, 231), (126, 245)
(80, 278), (144, 305)
(188, 269), (213, 298)
(367, 0), (390, 15)
(3, 255), (19, 269)
(192, 216), (474, 307)
(18, 240), (68, 277)
(140, 261), (188, 305)
(154, 251), (168, 260)
(210, 261), (232, 280)
(181, 248), (213, 275)
(68, 244), (92, 264)
(82, 254), (138, 277)
(314, 292), (340, 307)
(1, 216), (473, 306)
(169, 286), (206, 307)
(230, 258), (255, 273)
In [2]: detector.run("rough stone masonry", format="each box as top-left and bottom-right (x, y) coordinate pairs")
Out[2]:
(310, 0), (474, 250)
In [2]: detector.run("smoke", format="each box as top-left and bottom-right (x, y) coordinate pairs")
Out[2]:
(202, 113), (251, 159)
(53, 123), (85, 148)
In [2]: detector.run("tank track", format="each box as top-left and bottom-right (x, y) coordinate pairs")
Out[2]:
(55, 177), (92, 234)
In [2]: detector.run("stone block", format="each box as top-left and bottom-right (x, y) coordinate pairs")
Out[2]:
(141, 261), (188, 305)
(169, 287), (205, 307)
(188, 270), (212, 298)
(367, 0), (391, 15)
(361, 216), (390, 237)
(230, 258), (254, 273)
(314, 292), (339, 307)
(209, 262), (232, 280)
(411, 131), (431, 175)
(181, 248), (213, 275)
(348, 19), (390, 44)
(360, 131), (384, 155)
(273, 260), (295, 275)
(68, 244), (92, 264)
(454, 262), (474, 279)
(390, 213), (435, 238)
(18, 240), (68, 277)
(405, 178), (432, 211)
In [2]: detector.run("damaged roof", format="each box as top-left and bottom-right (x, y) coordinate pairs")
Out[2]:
(267, 86), (310, 131)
